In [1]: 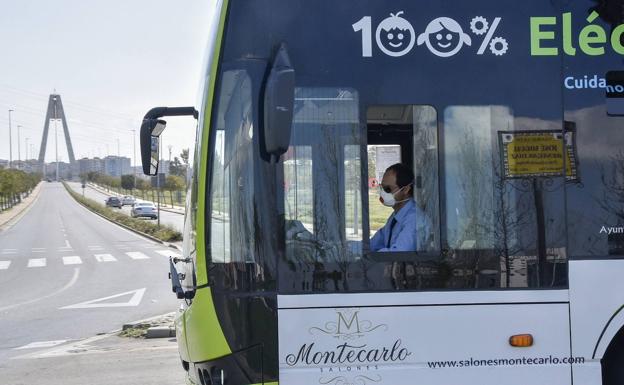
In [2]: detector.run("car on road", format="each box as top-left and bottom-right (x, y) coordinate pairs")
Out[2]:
(121, 195), (136, 206)
(105, 196), (122, 209)
(131, 202), (158, 219)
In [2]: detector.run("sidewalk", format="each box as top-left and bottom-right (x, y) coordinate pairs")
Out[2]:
(7, 329), (183, 385)
(88, 183), (185, 215)
(0, 182), (43, 230)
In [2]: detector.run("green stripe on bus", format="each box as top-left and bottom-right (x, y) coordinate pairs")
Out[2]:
(196, 0), (230, 287)
(185, 287), (231, 359)
(185, 0), (232, 362)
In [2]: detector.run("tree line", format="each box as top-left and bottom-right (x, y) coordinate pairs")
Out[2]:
(81, 172), (186, 192)
(0, 168), (41, 210)
(0, 168), (41, 196)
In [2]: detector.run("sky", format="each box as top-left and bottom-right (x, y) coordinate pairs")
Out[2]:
(0, 0), (216, 166)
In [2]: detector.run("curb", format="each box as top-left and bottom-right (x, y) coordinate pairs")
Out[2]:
(122, 312), (176, 339)
(122, 311), (176, 329)
(62, 182), (182, 250)
(145, 327), (176, 339)
(158, 207), (185, 215)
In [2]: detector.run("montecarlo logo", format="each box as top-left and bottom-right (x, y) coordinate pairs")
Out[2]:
(284, 310), (412, 370)
(285, 340), (411, 367)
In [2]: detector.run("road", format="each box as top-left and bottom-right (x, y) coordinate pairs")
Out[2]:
(0, 182), (184, 383)
(66, 182), (184, 232)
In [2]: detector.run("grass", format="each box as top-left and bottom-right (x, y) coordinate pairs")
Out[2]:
(118, 323), (151, 338)
(63, 182), (182, 242)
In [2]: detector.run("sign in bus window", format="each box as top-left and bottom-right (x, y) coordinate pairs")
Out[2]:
(499, 130), (578, 181)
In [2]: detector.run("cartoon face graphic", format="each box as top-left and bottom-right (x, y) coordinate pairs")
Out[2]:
(417, 17), (472, 58)
(379, 27), (411, 53)
(375, 12), (415, 57)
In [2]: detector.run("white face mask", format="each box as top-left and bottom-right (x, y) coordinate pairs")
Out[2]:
(379, 185), (410, 207)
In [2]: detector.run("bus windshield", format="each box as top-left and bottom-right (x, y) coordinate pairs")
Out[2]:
(205, 0), (624, 294)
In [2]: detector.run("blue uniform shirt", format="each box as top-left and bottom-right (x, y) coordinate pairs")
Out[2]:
(370, 200), (429, 252)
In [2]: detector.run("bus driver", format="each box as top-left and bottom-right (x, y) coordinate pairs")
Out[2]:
(370, 163), (427, 252)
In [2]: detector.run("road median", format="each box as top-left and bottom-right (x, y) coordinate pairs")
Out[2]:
(62, 181), (182, 243)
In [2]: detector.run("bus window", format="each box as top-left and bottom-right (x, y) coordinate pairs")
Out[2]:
(366, 105), (439, 254)
(284, 145), (314, 235)
(209, 69), (253, 264)
(443, 106), (567, 288)
(284, 88), (361, 265)
(344, 144), (362, 244)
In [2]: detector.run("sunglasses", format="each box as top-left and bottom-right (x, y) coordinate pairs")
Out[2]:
(380, 185), (398, 194)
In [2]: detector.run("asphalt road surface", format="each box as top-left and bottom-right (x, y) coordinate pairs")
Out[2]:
(66, 182), (184, 232)
(0, 182), (184, 383)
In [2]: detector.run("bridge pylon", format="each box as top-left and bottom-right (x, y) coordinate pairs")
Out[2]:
(38, 94), (76, 175)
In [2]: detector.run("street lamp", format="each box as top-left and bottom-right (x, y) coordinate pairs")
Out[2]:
(17, 125), (21, 169)
(8, 109), (13, 168)
(25, 138), (29, 161)
(130, 129), (136, 189)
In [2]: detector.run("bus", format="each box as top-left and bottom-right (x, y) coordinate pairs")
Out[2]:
(139, 1), (624, 384)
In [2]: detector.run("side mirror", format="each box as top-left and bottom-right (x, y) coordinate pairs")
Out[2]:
(264, 44), (295, 156)
(140, 119), (166, 176)
(137, 106), (198, 176)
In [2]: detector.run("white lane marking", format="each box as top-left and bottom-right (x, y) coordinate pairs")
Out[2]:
(32, 248), (46, 251)
(0, 261), (11, 270)
(1, 250), (17, 254)
(12, 332), (179, 359)
(155, 249), (181, 258)
(94, 254), (117, 262)
(27, 258), (46, 267)
(60, 288), (146, 309)
(88, 245), (104, 250)
(62, 256), (82, 265)
(0, 268), (80, 313)
(14, 340), (68, 350)
(126, 251), (150, 260)
(64, 240), (71, 248)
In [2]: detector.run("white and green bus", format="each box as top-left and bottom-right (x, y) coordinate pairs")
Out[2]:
(140, 1), (624, 384)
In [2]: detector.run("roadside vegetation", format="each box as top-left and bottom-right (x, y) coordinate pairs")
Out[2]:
(0, 168), (41, 212)
(81, 172), (187, 208)
(62, 181), (182, 242)
(79, 148), (190, 208)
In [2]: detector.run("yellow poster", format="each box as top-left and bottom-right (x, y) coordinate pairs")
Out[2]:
(499, 131), (578, 180)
